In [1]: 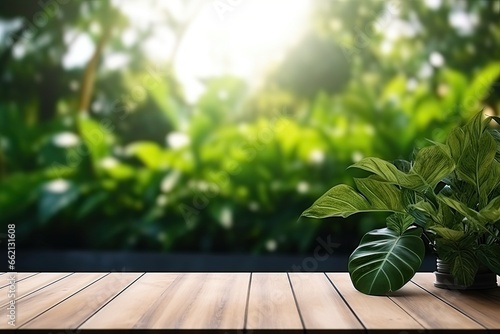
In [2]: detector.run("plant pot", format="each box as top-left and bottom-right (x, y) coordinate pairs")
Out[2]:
(434, 259), (498, 290)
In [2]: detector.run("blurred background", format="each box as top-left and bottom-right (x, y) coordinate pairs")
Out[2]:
(0, 0), (499, 270)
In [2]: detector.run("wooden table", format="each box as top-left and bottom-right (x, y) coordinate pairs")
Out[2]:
(1, 272), (499, 332)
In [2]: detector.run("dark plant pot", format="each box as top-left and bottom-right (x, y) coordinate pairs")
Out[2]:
(434, 259), (498, 290)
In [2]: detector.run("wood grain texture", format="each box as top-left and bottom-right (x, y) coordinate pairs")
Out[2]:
(388, 279), (484, 330)
(82, 273), (250, 330)
(22, 273), (142, 329)
(0, 273), (105, 328)
(289, 273), (363, 331)
(0, 272), (71, 307)
(4, 272), (498, 331)
(246, 273), (302, 330)
(0, 272), (38, 288)
(80, 273), (178, 329)
(411, 273), (500, 329)
(327, 273), (424, 330)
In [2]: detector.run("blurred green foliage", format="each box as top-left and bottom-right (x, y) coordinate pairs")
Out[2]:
(0, 0), (499, 253)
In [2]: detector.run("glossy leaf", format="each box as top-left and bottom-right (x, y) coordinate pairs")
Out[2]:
(350, 158), (426, 191)
(348, 227), (424, 295)
(302, 180), (404, 219)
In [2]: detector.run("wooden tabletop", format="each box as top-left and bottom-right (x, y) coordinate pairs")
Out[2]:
(1, 272), (499, 332)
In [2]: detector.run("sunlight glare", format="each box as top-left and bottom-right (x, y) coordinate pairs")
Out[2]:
(176, 0), (312, 102)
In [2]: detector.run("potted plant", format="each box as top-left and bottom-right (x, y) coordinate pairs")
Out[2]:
(302, 111), (500, 295)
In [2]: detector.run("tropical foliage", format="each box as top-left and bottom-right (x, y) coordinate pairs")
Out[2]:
(0, 0), (499, 254)
(303, 111), (500, 295)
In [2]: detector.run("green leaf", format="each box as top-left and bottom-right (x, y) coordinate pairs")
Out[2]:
(436, 237), (479, 287)
(411, 145), (455, 187)
(354, 177), (403, 211)
(348, 227), (424, 295)
(437, 195), (487, 230)
(436, 201), (458, 229)
(447, 127), (466, 164)
(477, 244), (500, 275)
(407, 200), (435, 228)
(456, 113), (499, 208)
(430, 226), (465, 241)
(302, 180), (404, 219)
(351, 158), (426, 191)
(479, 196), (500, 222)
(489, 129), (500, 163)
(386, 213), (414, 235)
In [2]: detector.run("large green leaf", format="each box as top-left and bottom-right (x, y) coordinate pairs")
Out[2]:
(457, 112), (498, 208)
(350, 158), (426, 191)
(411, 145), (455, 187)
(348, 227), (424, 295)
(436, 237), (479, 287)
(477, 244), (500, 275)
(354, 177), (403, 211)
(302, 180), (404, 219)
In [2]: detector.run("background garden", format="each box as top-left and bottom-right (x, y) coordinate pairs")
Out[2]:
(1, 0), (499, 260)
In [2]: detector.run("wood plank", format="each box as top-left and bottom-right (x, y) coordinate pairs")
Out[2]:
(21, 273), (142, 329)
(0, 273), (71, 307)
(80, 273), (180, 329)
(388, 279), (484, 330)
(82, 273), (250, 330)
(0, 272), (38, 288)
(246, 273), (302, 330)
(0, 273), (106, 328)
(326, 273), (424, 330)
(411, 273), (500, 329)
(289, 273), (364, 331)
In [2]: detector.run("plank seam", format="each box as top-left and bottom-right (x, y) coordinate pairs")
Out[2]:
(19, 273), (110, 328)
(323, 273), (367, 333)
(286, 272), (306, 333)
(1, 272), (74, 306)
(76, 272), (146, 329)
(0, 272), (39, 289)
(243, 272), (252, 331)
(409, 280), (487, 330)
(385, 293), (429, 330)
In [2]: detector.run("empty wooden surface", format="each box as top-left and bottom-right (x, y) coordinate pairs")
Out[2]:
(2, 272), (498, 332)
